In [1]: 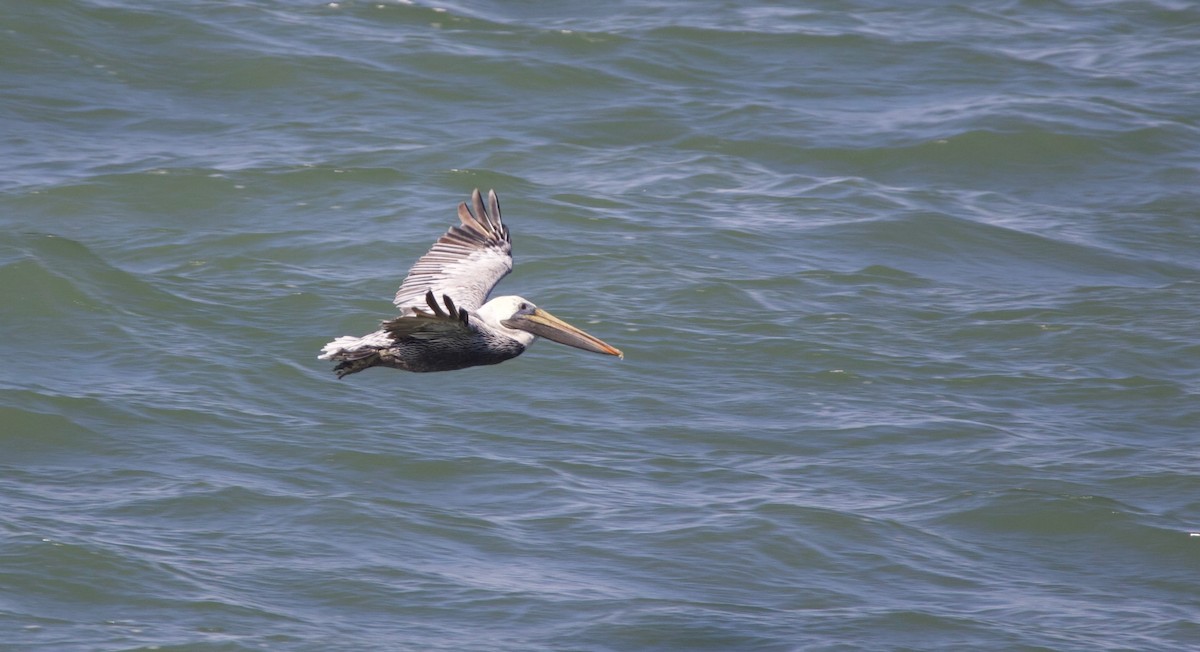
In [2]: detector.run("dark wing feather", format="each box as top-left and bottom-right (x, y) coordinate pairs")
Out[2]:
(393, 189), (512, 314)
(382, 310), (472, 341)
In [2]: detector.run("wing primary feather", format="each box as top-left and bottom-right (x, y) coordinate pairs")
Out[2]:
(471, 189), (488, 231)
(405, 290), (469, 325)
(487, 190), (501, 231)
(439, 294), (470, 325)
(457, 202), (488, 236)
(425, 289), (444, 317)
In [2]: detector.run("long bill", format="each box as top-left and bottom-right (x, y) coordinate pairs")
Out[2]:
(503, 308), (623, 359)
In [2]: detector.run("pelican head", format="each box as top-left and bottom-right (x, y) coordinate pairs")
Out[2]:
(478, 295), (623, 358)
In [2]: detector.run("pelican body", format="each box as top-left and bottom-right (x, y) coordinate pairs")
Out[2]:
(318, 189), (622, 378)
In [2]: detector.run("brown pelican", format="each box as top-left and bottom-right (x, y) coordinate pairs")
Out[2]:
(318, 189), (623, 378)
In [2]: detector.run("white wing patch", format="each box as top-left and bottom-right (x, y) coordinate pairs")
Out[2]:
(392, 189), (512, 314)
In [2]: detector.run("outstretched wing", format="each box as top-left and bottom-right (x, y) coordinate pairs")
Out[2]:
(393, 189), (512, 314)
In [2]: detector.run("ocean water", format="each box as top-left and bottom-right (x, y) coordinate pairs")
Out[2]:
(2, 1), (1199, 650)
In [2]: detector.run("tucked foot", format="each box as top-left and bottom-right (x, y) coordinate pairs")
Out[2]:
(333, 354), (379, 379)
